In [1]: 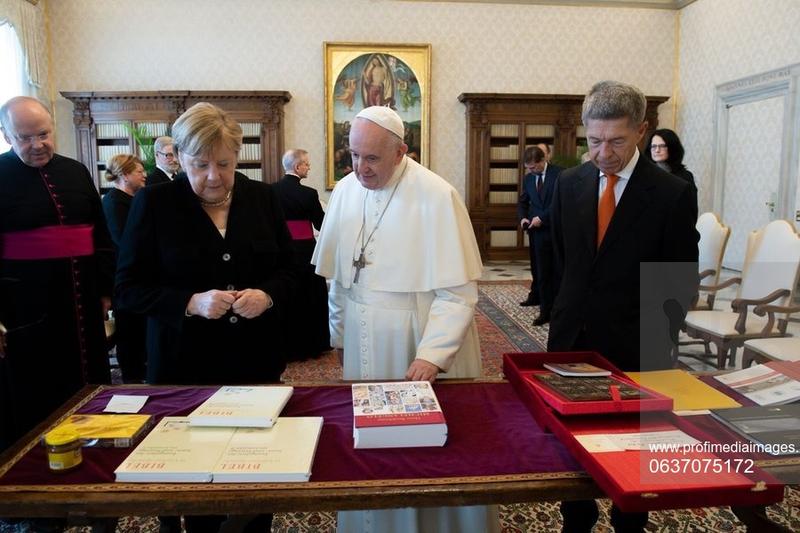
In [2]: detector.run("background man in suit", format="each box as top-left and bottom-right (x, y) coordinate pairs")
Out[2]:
(517, 146), (562, 325)
(273, 149), (330, 359)
(146, 136), (179, 185)
(547, 81), (698, 532)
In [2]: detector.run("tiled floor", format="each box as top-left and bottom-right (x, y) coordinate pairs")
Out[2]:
(479, 261), (798, 372)
(481, 260), (532, 282)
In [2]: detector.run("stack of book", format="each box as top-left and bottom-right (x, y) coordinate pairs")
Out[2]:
(352, 381), (447, 449)
(114, 386), (323, 482)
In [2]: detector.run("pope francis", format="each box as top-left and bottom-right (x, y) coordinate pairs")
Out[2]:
(312, 106), (497, 532)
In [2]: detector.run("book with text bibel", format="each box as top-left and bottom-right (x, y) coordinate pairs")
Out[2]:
(114, 416), (324, 482)
(710, 404), (800, 456)
(46, 414), (153, 448)
(187, 385), (293, 428)
(352, 381), (447, 449)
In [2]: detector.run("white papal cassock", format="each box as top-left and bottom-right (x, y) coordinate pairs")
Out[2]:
(312, 156), (499, 533)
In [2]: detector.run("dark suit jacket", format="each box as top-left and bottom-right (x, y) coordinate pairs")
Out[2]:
(101, 188), (133, 253)
(146, 167), (172, 186)
(115, 173), (295, 384)
(272, 174), (325, 268)
(547, 157), (699, 371)
(517, 164), (563, 234)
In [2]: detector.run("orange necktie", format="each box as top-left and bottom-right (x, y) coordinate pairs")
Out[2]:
(597, 173), (619, 248)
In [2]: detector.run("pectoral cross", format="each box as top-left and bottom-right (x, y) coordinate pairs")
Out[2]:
(353, 252), (369, 283)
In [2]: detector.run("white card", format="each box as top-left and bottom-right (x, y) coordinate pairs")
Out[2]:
(103, 394), (148, 413)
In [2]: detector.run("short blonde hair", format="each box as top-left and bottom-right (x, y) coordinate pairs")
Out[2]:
(105, 154), (143, 182)
(171, 103), (242, 158)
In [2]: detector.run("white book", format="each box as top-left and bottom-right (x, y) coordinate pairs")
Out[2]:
(212, 417), (323, 482)
(714, 363), (800, 406)
(188, 386), (293, 428)
(352, 382), (447, 449)
(115, 416), (324, 483)
(114, 417), (235, 482)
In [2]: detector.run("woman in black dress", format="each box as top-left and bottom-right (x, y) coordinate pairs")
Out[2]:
(102, 154), (147, 382)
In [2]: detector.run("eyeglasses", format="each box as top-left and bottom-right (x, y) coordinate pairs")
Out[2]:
(157, 151), (176, 159)
(650, 143), (667, 151)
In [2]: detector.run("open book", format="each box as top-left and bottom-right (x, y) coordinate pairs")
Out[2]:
(114, 416), (323, 482)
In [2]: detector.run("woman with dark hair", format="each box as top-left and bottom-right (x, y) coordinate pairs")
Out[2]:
(646, 128), (698, 218)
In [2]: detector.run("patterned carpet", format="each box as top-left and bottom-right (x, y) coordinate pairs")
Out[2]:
(67, 281), (799, 532)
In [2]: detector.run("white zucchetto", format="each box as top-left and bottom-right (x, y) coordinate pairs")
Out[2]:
(354, 106), (405, 139)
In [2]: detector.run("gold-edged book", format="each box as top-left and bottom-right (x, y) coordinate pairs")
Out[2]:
(48, 414), (154, 448)
(626, 369), (740, 412)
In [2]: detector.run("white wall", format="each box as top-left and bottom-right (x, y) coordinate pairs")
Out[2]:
(47, 0), (676, 198)
(677, 0), (800, 213)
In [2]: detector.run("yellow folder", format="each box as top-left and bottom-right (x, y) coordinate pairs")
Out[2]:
(626, 369), (741, 411)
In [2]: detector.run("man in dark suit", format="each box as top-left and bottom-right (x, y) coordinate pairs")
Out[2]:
(273, 149), (330, 359)
(547, 81), (698, 532)
(146, 136), (179, 185)
(517, 146), (562, 325)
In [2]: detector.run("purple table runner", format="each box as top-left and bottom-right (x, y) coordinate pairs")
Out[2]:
(0, 383), (582, 487)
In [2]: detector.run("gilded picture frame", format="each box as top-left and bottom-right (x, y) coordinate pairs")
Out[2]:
(324, 42), (431, 189)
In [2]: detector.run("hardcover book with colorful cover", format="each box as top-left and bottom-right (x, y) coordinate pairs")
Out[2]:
(47, 414), (153, 448)
(187, 385), (293, 428)
(352, 381), (447, 449)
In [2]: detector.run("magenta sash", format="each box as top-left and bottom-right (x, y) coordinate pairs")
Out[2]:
(1, 224), (95, 260)
(286, 219), (314, 240)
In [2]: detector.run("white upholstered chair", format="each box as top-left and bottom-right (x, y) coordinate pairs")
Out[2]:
(741, 301), (800, 367)
(683, 220), (800, 369)
(694, 212), (731, 310)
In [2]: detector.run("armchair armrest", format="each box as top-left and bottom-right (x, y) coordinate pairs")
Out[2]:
(731, 288), (791, 334)
(753, 302), (800, 335)
(698, 269), (716, 282)
(699, 276), (741, 293)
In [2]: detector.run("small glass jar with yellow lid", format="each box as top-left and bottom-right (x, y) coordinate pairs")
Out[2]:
(45, 429), (83, 472)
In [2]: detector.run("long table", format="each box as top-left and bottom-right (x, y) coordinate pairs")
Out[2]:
(0, 380), (602, 518)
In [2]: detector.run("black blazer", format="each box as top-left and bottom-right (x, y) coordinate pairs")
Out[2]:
(517, 164), (563, 230)
(115, 173), (295, 384)
(146, 167), (171, 186)
(272, 174), (325, 268)
(547, 157), (699, 371)
(101, 188), (132, 253)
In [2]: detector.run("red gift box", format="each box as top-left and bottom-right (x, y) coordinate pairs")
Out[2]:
(504, 352), (785, 512)
(503, 352), (673, 419)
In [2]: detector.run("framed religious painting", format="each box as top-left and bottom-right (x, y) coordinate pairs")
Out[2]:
(323, 42), (431, 189)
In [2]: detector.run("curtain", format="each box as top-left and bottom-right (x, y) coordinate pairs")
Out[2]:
(0, 0), (47, 99)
